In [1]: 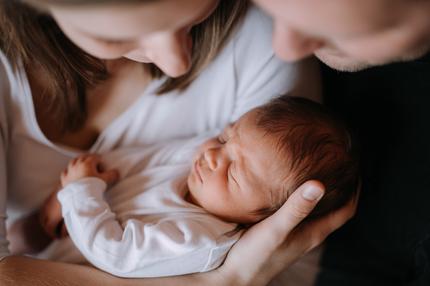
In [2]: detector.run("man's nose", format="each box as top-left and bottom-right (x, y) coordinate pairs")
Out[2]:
(272, 22), (323, 62)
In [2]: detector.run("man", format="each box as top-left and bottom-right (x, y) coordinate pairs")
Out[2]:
(254, 0), (430, 285)
(255, 0), (430, 71)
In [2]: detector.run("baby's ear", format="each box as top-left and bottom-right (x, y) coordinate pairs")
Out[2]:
(279, 179), (296, 203)
(250, 206), (277, 224)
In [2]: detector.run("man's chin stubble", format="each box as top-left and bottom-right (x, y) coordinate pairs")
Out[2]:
(315, 52), (372, 72)
(315, 46), (430, 72)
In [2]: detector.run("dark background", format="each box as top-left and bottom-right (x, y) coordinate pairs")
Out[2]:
(316, 53), (430, 286)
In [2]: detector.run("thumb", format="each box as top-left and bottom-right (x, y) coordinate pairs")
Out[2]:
(99, 169), (120, 186)
(268, 180), (325, 237)
(221, 180), (325, 284)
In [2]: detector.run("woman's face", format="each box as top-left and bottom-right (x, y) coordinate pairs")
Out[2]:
(48, 0), (219, 77)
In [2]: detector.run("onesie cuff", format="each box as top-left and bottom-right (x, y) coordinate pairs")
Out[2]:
(58, 177), (107, 210)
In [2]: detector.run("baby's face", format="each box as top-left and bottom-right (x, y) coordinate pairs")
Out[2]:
(187, 109), (286, 223)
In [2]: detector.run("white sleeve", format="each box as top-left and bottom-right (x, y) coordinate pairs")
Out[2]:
(58, 178), (232, 278)
(0, 54), (11, 260)
(230, 7), (300, 121)
(0, 119), (9, 260)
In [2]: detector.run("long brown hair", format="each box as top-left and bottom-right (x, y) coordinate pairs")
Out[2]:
(0, 0), (249, 132)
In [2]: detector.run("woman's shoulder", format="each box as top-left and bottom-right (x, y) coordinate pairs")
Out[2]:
(0, 50), (34, 110)
(0, 49), (36, 140)
(0, 50), (12, 156)
(0, 51), (13, 109)
(229, 5), (296, 82)
(232, 5), (276, 61)
(0, 50), (17, 102)
(206, 5), (276, 70)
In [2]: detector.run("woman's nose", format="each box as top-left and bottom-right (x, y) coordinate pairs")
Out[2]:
(272, 22), (323, 62)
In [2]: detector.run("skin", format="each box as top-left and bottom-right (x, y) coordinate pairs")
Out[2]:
(43, 109), (286, 227)
(39, 154), (120, 239)
(187, 109), (285, 223)
(254, 0), (430, 71)
(3, 180), (358, 286)
(1, 1), (357, 285)
(29, 0), (218, 151)
(49, 0), (219, 77)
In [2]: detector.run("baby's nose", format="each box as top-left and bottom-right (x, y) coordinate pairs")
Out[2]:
(204, 149), (218, 171)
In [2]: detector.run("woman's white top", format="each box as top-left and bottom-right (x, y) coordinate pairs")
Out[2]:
(0, 6), (300, 259)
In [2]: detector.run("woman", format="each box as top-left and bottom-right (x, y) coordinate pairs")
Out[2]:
(0, 0), (355, 285)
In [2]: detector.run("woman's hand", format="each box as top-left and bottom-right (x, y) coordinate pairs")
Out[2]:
(217, 180), (358, 286)
(39, 184), (68, 239)
(0, 181), (356, 286)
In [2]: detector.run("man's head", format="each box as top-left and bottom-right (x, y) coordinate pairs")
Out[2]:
(187, 96), (359, 224)
(254, 0), (430, 71)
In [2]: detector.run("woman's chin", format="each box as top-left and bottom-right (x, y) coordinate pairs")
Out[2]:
(123, 55), (152, 63)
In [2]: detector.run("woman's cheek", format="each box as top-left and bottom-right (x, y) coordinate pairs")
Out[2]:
(65, 33), (130, 59)
(81, 42), (131, 60)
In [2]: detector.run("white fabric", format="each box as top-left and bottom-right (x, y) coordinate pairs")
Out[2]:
(55, 133), (241, 277)
(0, 6), (299, 260)
(0, 56), (10, 259)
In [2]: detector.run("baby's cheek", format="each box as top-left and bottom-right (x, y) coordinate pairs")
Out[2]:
(198, 186), (219, 210)
(210, 185), (231, 209)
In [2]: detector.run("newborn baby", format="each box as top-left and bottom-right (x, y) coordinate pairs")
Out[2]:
(41, 96), (359, 277)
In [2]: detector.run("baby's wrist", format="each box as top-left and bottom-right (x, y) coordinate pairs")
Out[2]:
(58, 177), (107, 201)
(62, 172), (97, 187)
(61, 178), (79, 188)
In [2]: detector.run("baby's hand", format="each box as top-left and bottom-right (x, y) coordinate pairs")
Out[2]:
(60, 154), (119, 187)
(39, 185), (68, 239)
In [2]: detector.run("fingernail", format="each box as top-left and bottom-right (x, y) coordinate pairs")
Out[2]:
(302, 186), (324, 201)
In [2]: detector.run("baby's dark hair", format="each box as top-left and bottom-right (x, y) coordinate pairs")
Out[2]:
(254, 95), (359, 219)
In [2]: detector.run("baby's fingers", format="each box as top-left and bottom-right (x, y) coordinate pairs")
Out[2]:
(82, 154), (101, 168)
(99, 169), (120, 186)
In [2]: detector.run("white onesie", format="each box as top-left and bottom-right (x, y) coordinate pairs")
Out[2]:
(55, 132), (241, 278)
